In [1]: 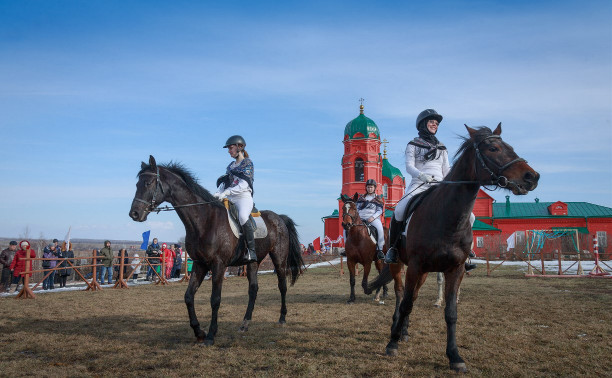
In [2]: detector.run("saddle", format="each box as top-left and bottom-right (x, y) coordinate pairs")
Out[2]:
(361, 220), (378, 245)
(222, 198), (268, 239)
(222, 198), (268, 267)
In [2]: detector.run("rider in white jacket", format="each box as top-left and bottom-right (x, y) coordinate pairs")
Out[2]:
(356, 179), (386, 260)
(213, 135), (257, 263)
(385, 109), (476, 272)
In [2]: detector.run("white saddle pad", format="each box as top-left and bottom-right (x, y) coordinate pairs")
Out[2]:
(227, 210), (268, 239)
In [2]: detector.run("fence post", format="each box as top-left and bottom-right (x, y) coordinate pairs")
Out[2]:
(86, 249), (102, 291)
(15, 251), (35, 299)
(113, 250), (129, 289)
(180, 252), (190, 282)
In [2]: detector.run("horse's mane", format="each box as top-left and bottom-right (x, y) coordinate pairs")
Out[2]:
(139, 161), (225, 209)
(453, 126), (494, 162)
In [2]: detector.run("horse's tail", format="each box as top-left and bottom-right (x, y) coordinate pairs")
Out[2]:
(280, 214), (305, 286)
(365, 264), (393, 294)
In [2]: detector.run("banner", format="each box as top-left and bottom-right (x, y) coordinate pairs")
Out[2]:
(141, 230), (151, 250)
(63, 226), (71, 250)
(313, 236), (321, 251)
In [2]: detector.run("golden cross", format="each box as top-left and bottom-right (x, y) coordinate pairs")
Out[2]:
(382, 139), (389, 158)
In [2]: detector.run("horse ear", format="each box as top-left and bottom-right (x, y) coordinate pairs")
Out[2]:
(352, 193), (359, 201)
(141, 161), (147, 170)
(464, 124), (478, 138)
(493, 122), (502, 135)
(340, 194), (347, 203)
(149, 155), (157, 170)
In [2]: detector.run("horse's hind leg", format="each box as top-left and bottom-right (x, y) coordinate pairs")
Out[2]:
(270, 252), (288, 325)
(185, 262), (208, 343)
(444, 267), (467, 373)
(240, 262), (259, 332)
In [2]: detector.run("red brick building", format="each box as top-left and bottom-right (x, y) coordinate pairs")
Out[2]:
(472, 190), (612, 258)
(322, 105), (405, 247)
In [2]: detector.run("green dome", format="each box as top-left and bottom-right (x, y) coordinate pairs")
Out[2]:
(344, 107), (380, 140)
(382, 158), (404, 181)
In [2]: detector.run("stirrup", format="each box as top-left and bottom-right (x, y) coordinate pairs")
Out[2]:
(384, 247), (399, 264)
(376, 249), (385, 261)
(244, 249), (257, 263)
(465, 262), (477, 272)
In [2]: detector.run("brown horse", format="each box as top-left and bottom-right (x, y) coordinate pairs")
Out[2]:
(340, 193), (389, 304)
(367, 125), (539, 372)
(129, 156), (304, 346)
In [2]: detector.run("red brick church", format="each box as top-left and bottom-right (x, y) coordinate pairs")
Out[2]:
(322, 106), (612, 257)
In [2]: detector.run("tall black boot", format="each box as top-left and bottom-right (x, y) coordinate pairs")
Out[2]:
(384, 218), (402, 264)
(242, 222), (258, 263)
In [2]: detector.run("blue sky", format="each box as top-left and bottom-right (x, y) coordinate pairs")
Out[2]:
(1, 0), (610, 246)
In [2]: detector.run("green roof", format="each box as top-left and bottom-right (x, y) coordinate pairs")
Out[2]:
(322, 209), (339, 219)
(344, 113), (380, 140)
(473, 219), (501, 231)
(384, 209), (394, 218)
(492, 201), (612, 219)
(382, 158), (404, 181)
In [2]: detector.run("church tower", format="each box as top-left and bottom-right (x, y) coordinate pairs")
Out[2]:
(322, 103), (405, 247)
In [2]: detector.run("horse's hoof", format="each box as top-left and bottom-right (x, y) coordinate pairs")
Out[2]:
(346, 299), (355, 304)
(450, 362), (468, 373)
(239, 320), (250, 332)
(401, 335), (409, 342)
(385, 347), (398, 357)
(277, 321), (286, 327)
(433, 303), (441, 308)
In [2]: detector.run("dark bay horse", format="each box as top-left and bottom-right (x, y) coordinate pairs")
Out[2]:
(367, 124), (539, 372)
(129, 156), (304, 345)
(340, 193), (389, 304)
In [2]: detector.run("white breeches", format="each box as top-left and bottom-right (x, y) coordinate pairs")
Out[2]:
(228, 192), (253, 225)
(369, 218), (385, 250)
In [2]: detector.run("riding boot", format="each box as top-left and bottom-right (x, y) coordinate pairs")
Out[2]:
(469, 250), (476, 258)
(376, 249), (385, 261)
(384, 218), (402, 264)
(242, 222), (258, 263)
(465, 261), (477, 272)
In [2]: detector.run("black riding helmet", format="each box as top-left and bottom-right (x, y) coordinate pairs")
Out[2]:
(365, 179), (377, 188)
(416, 109), (443, 131)
(223, 135), (246, 148)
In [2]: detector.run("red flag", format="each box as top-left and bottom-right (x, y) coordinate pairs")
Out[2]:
(313, 237), (321, 251)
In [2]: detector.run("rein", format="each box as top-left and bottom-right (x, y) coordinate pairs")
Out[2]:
(135, 169), (217, 213)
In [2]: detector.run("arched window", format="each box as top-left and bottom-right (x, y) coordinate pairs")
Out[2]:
(354, 158), (364, 182)
(383, 184), (388, 199)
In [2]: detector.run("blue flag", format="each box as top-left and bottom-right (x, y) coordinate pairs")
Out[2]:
(140, 230), (150, 250)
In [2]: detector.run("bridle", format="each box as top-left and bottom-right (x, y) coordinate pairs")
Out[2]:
(472, 135), (526, 188)
(433, 134), (526, 189)
(341, 201), (366, 230)
(133, 167), (219, 213)
(134, 168), (165, 212)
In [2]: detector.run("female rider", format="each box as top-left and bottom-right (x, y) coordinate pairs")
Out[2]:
(356, 179), (386, 261)
(385, 109), (476, 272)
(213, 135), (257, 263)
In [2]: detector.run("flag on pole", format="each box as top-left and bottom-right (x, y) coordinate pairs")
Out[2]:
(141, 230), (151, 250)
(313, 236), (321, 251)
(63, 226), (71, 251)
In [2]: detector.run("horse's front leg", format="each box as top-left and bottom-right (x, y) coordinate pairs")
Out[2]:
(240, 261), (259, 332)
(386, 265), (423, 355)
(185, 262), (208, 343)
(444, 267), (467, 373)
(347, 259), (357, 304)
(204, 261), (225, 346)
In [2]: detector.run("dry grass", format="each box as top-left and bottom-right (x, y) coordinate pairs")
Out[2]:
(0, 263), (610, 377)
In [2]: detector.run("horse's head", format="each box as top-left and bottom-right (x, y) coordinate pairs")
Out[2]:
(129, 155), (170, 222)
(465, 124), (539, 195)
(340, 193), (360, 229)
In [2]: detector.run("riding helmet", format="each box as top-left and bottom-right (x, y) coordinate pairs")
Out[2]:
(416, 109), (443, 130)
(223, 135), (246, 148)
(365, 179), (377, 188)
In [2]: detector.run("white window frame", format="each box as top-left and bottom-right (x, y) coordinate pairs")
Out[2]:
(597, 231), (607, 247)
(476, 236), (484, 248)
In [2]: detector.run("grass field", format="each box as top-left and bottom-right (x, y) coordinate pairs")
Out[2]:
(0, 262), (610, 377)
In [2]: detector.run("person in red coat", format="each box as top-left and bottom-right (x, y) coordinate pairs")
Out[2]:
(161, 243), (174, 279)
(8, 240), (36, 293)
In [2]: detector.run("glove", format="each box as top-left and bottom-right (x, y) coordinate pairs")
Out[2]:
(418, 172), (434, 183)
(214, 190), (229, 200)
